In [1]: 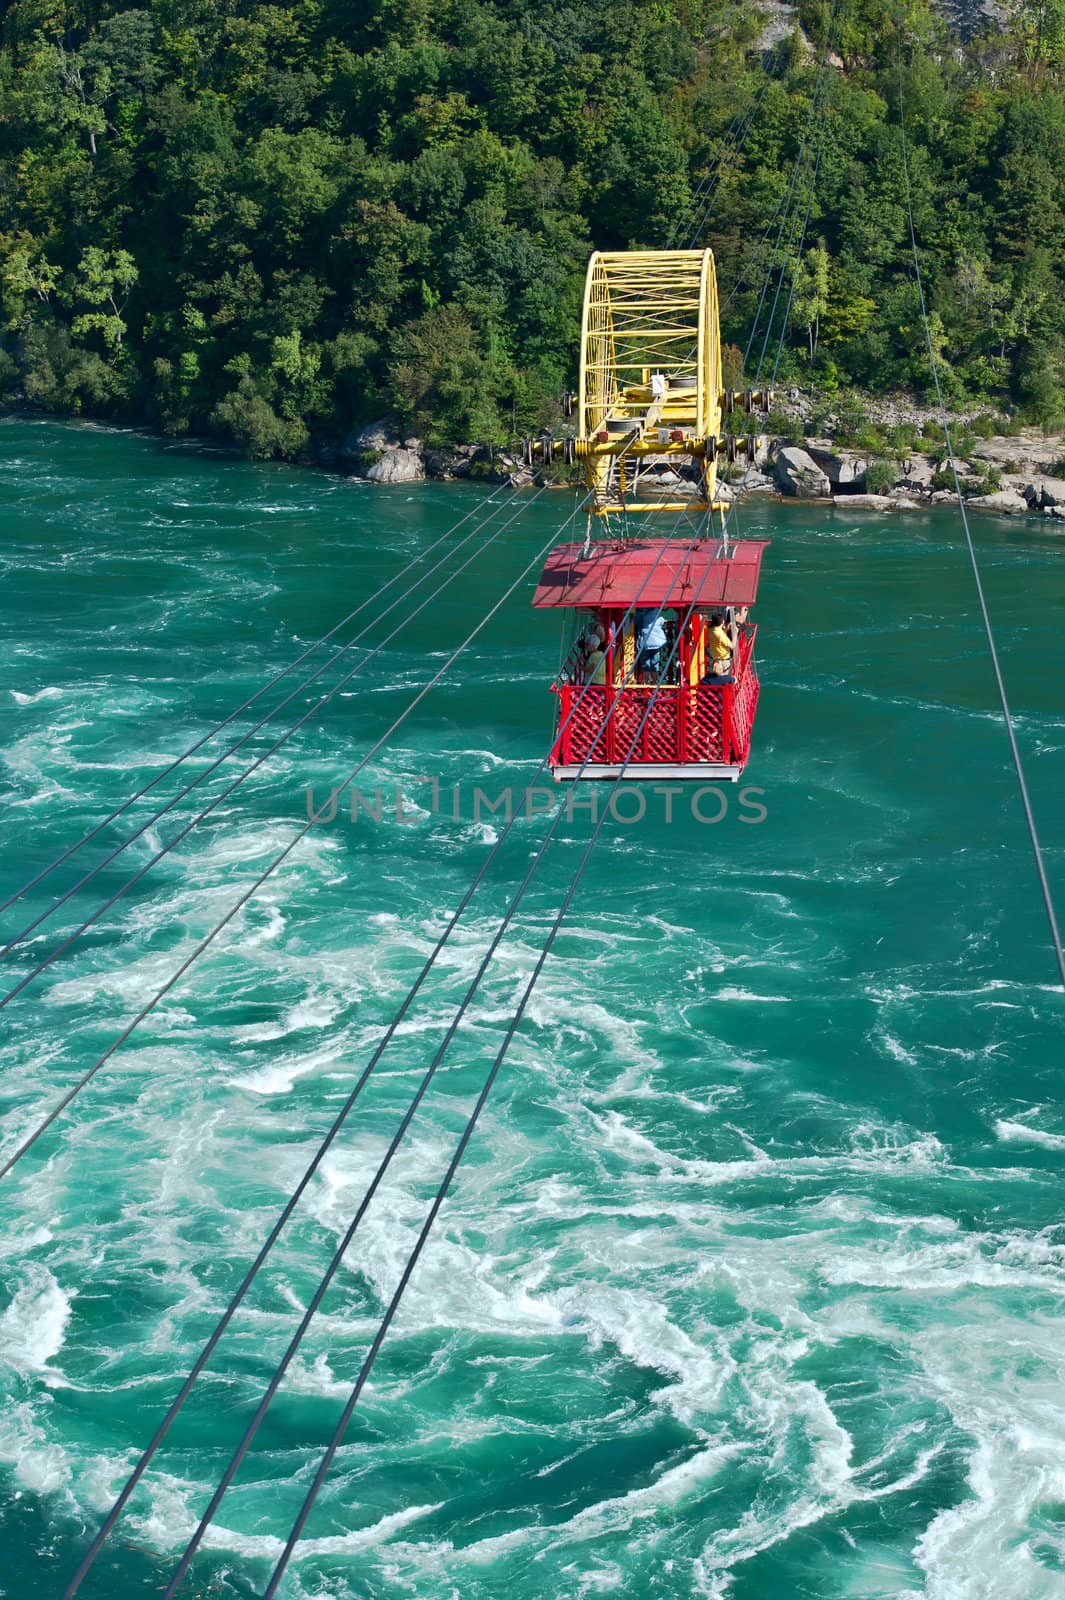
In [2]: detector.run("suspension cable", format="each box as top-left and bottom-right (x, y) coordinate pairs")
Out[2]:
(0, 479), (521, 921)
(0, 484), (555, 1013)
(749, 56), (829, 378)
(64, 144), (808, 1598)
(667, 82), (760, 251)
(62, 488), (718, 1599)
(895, 31), (1065, 987)
(0, 485), (571, 1181)
(680, 71), (773, 251)
(252, 148), (820, 1597)
(152, 514), (722, 1598)
(721, 6), (839, 319)
(666, 108), (746, 249)
(137, 281), (793, 1599)
(259, 494), (759, 1600)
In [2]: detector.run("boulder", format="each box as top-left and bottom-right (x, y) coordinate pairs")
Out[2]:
(340, 417), (398, 459)
(806, 444), (868, 486)
(966, 489), (1029, 515)
(1045, 504), (1065, 520)
(738, 469), (779, 495)
(971, 431), (1063, 475)
(1037, 477), (1065, 507)
(834, 493), (921, 512)
(364, 447), (424, 484)
(423, 449), (469, 479)
(774, 445), (832, 498)
(899, 455), (934, 492)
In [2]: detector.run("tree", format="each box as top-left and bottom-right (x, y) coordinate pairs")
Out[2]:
(0, 234), (60, 325)
(791, 242), (830, 361)
(388, 304), (509, 445)
(67, 247), (138, 350)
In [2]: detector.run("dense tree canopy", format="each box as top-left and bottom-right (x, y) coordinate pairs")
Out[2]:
(2, 0), (1065, 456)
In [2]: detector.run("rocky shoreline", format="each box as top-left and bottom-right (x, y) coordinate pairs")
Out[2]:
(341, 414), (1065, 525)
(328, 418), (523, 486)
(740, 431), (1065, 522)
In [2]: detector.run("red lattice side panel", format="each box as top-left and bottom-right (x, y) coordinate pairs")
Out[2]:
(612, 688), (678, 765)
(563, 687), (608, 762)
(730, 664), (760, 763)
(689, 688), (726, 761)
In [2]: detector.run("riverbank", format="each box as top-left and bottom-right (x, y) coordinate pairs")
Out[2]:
(336, 407), (1065, 527)
(8, 397), (1065, 527)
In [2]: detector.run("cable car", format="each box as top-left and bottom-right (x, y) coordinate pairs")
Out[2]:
(532, 537), (766, 780)
(527, 248), (772, 782)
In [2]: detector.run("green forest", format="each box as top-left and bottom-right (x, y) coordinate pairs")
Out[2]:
(2, 0), (1065, 458)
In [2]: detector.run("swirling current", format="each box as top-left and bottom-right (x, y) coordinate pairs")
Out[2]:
(1, 415), (1064, 1600)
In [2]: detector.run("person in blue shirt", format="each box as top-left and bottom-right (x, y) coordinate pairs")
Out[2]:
(634, 607), (667, 682)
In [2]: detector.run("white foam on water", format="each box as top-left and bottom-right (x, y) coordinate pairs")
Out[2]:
(130, 1474), (442, 1561)
(878, 1031), (919, 1065)
(484, 1439), (743, 1557)
(547, 1281), (736, 1430)
(819, 1225), (1065, 1294)
(994, 1117), (1065, 1151)
(8, 687), (64, 705)
(583, 1108), (947, 1189)
(0, 1263), (74, 1384)
(715, 987), (792, 1003)
(0, 1399), (72, 1496)
(233, 1037), (350, 1096)
(231, 986), (344, 1047)
(897, 1316), (1065, 1600)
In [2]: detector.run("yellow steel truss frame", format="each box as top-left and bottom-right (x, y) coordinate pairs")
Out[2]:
(577, 249), (722, 517)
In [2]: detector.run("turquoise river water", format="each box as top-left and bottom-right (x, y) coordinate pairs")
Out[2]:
(1, 415), (1064, 1600)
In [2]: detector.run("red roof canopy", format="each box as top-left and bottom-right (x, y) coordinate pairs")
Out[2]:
(531, 539), (769, 610)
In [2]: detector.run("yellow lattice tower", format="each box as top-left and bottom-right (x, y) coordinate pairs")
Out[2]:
(574, 249), (770, 523)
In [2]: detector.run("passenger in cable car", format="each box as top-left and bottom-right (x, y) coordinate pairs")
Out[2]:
(634, 607), (668, 682)
(699, 610), (738, 685)
(707, 611), (734, 665)
(583, 626), (607, 685)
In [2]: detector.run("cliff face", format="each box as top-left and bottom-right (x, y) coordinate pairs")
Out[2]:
(756, 0), (1008, 44)
(933, 0), (1008, 39)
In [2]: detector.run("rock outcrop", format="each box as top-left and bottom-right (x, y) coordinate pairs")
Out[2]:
(966, 489), (1029, 515)
(332, 407), (1065, 518)
(835, 493), (922, 512)
(364, 447), (424, 484)
(1019, 476), (1065, 508)
(339, 418), (426, 483)
(774, 445), (831, 498)
(805, 442), (868, 487)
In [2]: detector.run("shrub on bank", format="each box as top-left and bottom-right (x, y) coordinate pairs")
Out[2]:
(863, 459), (897, 495)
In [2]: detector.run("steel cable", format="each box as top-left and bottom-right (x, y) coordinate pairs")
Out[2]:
(259, 488), (762, 1600)
(0, 483), (571, 1180)
(252, 130), (823, 1597)
(895, 31), (1065, 986)
(155, 515), (724, 1599)
(142, 258), (796, 1598)
(62, 103), (817, 1592)
(0, 483), (556, 1012)
(62, 482), (724, 1598)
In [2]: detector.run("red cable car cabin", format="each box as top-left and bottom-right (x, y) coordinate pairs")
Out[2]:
(532, 538), (768, 782)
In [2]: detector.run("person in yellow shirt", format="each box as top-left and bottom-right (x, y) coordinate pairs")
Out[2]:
(585, 645), (607, 685)
(707, 612), (734, 664)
